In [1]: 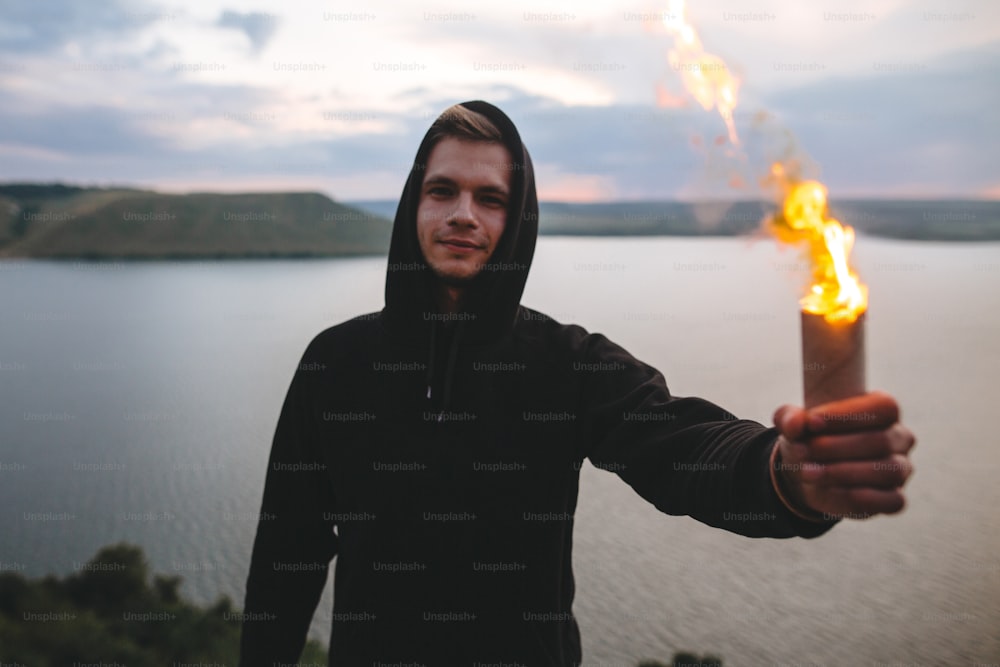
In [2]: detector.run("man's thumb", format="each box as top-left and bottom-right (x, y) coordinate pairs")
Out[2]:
(773, 404), (808, 441)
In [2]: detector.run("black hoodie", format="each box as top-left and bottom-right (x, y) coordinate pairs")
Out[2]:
(239, 101), (837, 666)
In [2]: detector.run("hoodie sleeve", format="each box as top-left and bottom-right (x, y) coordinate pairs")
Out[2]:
(579, 332), (838, 539)
(239, 348), (339, 665)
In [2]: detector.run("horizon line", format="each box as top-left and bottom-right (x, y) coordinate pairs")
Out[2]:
(1, 181), (997, 204)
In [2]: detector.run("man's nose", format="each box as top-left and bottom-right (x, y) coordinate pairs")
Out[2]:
(448, 192), (476, 226)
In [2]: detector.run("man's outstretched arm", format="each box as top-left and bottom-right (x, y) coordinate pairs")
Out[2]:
(578, 331), (914, 537)
(239, 353), (338, 666)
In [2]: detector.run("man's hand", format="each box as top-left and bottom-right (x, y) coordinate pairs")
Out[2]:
(772, 391), (916, 521)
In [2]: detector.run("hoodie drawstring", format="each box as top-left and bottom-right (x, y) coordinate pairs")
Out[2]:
(439, 320), (464, 421)
(425, 319), (465, 422)
(426, 319), (437, 400)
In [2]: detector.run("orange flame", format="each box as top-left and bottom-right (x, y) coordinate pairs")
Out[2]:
(661, 0), (740, 144)
(767, 163), (868, 323)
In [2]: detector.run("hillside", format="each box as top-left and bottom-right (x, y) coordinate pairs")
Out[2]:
(0, 185), (392, 259)
(2, 184), (995, 260)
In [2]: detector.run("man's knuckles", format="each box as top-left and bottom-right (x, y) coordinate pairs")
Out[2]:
(807, 431), (894, 462)
(817, 454), (912, 488)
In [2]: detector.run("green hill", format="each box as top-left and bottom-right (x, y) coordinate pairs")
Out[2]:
(538, 200), (769, 236)
(0, 185), (392, 259)
(6, 184), (993, 258)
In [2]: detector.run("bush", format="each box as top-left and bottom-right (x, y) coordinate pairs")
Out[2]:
(0, 542), (326, 665)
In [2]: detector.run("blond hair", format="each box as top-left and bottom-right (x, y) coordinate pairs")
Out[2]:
(425, 104), (503, 146)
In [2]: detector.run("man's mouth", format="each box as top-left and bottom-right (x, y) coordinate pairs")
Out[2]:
(439, 238), (483, 252)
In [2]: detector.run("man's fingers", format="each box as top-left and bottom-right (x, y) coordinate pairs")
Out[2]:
(812, 454), (913, 488)
(888, 423), (917, 455)
(774, 394), (915, 520)
(807, 431), (894, 462)
(806, 391), (899, 435)
(805, 424), (916, 462)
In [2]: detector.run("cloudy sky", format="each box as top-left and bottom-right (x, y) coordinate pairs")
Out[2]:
(1, 0), (997, 201)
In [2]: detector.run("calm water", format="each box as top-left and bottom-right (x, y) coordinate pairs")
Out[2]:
(1, 237), (998, 665)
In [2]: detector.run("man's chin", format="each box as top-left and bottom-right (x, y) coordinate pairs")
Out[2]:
(434, 272), (478, 287)
(428, 258), (488, 287)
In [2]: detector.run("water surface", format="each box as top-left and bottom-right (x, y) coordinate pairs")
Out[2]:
(1, 237), (998, 665)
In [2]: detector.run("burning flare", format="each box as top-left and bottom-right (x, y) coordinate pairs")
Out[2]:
(766, 163), (868, 324)
(661, 0), (740, 144)
(654, 1), (868, 404)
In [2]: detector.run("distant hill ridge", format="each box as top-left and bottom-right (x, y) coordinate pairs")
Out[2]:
(1, 185), (997, 260)
(0, 185), (392, 259)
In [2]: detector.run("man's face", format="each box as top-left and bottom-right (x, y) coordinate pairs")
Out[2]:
(416, 137), (512, 286)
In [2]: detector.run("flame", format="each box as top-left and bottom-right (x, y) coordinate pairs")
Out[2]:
(767, 163), (868, 323)
(654, 1), (867, 323)
(661, 0), (740, 144)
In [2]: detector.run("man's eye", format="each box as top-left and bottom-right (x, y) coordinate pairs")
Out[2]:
(482, 196), (506, 207)
(428, 186), (451, 196)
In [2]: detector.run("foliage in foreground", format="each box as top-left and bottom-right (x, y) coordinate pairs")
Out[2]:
(0, 542), (326, 665)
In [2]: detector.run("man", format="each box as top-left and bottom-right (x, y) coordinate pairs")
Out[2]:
(239, 101), (915, 665)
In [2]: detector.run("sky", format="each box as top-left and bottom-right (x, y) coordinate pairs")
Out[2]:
(0, 0), (997, 201)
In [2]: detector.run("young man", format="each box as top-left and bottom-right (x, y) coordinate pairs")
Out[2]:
(239, 101), (915, 665)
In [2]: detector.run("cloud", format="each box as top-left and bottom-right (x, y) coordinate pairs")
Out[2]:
(216, 10), (280, 54)
(0, 98), (166, 157)
(0, 0), (163, 53)
(533, 166), (618, 202)
(757, 41), (1000, 196)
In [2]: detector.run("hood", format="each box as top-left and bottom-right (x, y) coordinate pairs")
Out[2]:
(382, 100), (539, 347)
